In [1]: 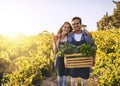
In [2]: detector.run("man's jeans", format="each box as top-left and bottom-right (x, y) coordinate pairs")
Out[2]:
(71, 77), (88, 86)
(58, 76), (67, 86)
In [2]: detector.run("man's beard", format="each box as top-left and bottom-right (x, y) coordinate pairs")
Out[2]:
(74, 28), (81, 32)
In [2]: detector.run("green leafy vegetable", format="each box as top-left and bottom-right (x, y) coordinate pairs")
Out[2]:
(57, 42), (96, 57)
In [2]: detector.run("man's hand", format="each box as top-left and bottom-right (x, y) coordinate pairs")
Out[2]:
(92, 57), (96, 66)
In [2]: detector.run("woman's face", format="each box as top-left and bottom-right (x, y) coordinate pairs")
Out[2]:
(62, 23), (71, 34)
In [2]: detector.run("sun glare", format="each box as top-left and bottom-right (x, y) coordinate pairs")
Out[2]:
(0, 13), (31, 37)
(0, 2), (39, 37)
(0, 25), (27, 37)
(1, 32), (17, 37)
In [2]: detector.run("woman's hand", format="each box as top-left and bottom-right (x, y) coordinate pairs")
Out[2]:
(53, 35), (60, 54)
(53, 35), (60, 46)
(53, 35), (59, 42)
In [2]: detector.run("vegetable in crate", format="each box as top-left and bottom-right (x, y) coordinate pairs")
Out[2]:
(57, 42), (78, 57)
(79, 43), (96, 57)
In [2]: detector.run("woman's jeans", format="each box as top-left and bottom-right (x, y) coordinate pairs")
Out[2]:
(58, 76), (67, 86)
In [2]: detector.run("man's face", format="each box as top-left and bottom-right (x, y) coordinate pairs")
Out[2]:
(72, 19), (82, 31)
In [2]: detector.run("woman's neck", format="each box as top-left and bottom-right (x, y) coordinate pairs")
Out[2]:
(61, 33), (67, 42)
(61, 33), (67, 38)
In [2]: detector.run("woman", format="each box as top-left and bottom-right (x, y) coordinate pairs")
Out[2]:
(53, 22), (73, 86)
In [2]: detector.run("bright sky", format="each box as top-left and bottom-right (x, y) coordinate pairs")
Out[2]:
(0, 0), (116, 36)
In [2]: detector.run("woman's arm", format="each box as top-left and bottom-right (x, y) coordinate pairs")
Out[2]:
(82, 28), (92, 37)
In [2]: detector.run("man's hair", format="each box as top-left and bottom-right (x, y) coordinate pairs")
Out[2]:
(71, 16), (82, 24)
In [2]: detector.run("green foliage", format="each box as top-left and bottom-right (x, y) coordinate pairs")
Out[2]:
(57, 42), (96, 57)
(57, 42), (78, 57)
(79, 43), (96, 57)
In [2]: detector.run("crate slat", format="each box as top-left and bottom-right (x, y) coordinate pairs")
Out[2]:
(65, 65), (92, 68)
(64, 53), (93, 68)
(65, 60), (92, 63)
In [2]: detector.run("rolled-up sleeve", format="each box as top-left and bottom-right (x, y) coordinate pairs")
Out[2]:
(84, 35), (97, 50)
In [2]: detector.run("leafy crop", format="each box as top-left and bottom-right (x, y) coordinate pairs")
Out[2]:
(57, 42), (78, 57)
(57, 42), (96, 57)
(79, 43), (96, 57)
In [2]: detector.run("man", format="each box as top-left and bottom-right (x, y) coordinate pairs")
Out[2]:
(67, 16), (96, 86)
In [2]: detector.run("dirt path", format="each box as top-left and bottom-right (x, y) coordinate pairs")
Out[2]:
(34, 76), (98, 86)
(33, 76), (57, 86)
(40, 76), (57, 86)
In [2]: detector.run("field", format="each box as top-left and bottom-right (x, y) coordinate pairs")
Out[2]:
(0, 29), (120, 86)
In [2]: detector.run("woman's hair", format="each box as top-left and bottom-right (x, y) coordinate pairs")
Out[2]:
(57, 22), (73, 34)
(71, 16), (82, 24)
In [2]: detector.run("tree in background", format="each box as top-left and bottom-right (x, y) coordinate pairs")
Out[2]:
(97, 0), (120, 30)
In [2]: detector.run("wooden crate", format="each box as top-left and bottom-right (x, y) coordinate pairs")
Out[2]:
(64, 53), (93, 68)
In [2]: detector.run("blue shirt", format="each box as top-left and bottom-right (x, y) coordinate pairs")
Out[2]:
(67, 31), (97, 49)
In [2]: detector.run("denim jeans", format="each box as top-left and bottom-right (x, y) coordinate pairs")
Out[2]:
(58, 76), (67, 86)
(71, 77), (88, 86)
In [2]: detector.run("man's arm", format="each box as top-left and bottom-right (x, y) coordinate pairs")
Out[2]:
(84, 34), (97, 66)
(91, 40), (97, 66)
